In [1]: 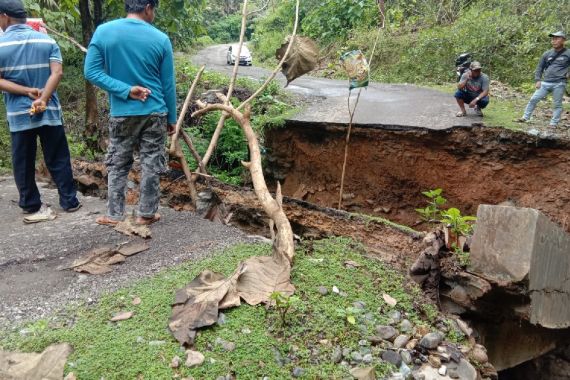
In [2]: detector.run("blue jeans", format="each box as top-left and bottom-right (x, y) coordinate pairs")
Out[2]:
(11, 125), (79, 212)
(454, 90), (489, 109)
(523, 81), (566, 125)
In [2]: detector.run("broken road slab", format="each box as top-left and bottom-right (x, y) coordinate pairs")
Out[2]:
(470, 204), (570, 328)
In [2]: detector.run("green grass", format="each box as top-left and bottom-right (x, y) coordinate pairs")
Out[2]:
(0, 237), (449, 379)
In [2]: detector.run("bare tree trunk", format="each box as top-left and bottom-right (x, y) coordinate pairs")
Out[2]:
(93, 0), (103, 26)
(79, 0), (100, 151)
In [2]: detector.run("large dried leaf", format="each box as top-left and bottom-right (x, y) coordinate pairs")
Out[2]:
(72, 246), (125, 275)
(169, 265), (244, 345)
(118, 241), (149, 256)
(276, 36), (319, 85)
(0, 343), (72, 380)
(237, 255), (295, 305)
(110, 311), (133, 322)
(114, 217), (151, 239)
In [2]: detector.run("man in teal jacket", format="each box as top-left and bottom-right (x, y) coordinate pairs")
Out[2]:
(84, 0), (177, 225)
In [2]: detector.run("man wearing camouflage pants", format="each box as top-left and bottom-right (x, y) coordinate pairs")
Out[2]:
(84, 0), (177, 225)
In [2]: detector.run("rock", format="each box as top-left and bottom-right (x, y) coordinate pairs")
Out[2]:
(217, 312), (226, 325)
(419, 332), (443, 350)
(448, 369), (460, 379)
(412, 372), (425, 380)
(171, 355), (181, 368)
(222, 341), (236, 352)
(353, 301), (366, 309)
(428, 355), (441, 368)
(318, 286), (328, 295)
(332, 346), (343, 363)
(469, 344), (488, 363)
(319, 339), (330, 346)
(363, 353), (373, 364)
(455, 358), (478, 380)
(349, 366), (376, 380)
(360, 347), (372, 356)
(381, 350), (402, 367)
(400, 350), (412, 365)
(406, 339), (418, 350)
(292, 367), (304, 378)
(455, 318), (473, 336)
(400, 362), (412, 378)
(400, 319), (413, 333)
(351, 351), (363, 363)
(367, 336), (384, 345)
(64, 373), (77, 380)
(393, 335), (410, 349)
(390, 310), (402, 323)
(376, 325), (398, 341)
(185, 350), (205, 368)
(136, 336), (144, 343)
(359, 339), (369, 346)
(438, 365), (447, 376)
(241, 327), (251, 334)
(343, 347), (352, 358)
(332, 286), (340, 294)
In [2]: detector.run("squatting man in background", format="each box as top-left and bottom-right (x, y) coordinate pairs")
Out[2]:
(0, 0), (81, 224)
(85, 0), (177, 226)
(454, 61), (490, 117)
(516, 31), (569, 128)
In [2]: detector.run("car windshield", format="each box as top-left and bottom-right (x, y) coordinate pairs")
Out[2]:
(231, 45), (250, 55)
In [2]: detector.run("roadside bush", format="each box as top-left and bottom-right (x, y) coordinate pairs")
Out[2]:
(207, 13), (251, 43)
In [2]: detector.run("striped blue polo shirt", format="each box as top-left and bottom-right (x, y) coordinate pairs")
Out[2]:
(0, 24), (63, 132)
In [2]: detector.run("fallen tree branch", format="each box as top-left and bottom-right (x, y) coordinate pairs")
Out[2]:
(169, 65), (205, 154)
(43, 24), (87, 53)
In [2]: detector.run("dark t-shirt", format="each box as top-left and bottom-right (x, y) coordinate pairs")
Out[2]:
(460, 71), (490, 98)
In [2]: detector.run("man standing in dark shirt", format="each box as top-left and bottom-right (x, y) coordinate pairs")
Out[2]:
(517, 31), (569, 128)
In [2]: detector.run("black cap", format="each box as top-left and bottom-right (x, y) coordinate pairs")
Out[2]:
(0, 0), (27, 18)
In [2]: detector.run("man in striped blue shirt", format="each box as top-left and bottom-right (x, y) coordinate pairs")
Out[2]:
(0, 0), (80, 222)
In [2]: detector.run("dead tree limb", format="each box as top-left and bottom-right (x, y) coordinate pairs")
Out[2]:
(43, 24), (88, 53)
(192, 101), (295, 263)
(237, 0), (300, 111)
(169, 65), (205, 154)
(200, 0), (249, 168)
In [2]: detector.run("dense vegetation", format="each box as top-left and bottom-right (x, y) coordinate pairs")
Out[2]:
(250, 0), (569, 88)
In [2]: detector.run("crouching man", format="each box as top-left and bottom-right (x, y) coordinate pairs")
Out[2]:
(454, 61), (490, 117)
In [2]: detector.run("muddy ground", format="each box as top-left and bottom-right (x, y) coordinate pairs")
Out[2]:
(265, 125), (570, 232)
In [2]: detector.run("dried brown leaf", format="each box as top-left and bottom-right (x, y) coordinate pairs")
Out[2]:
(0, 343), (73, 380)
(114, 217), (151, 239)
(237, 255), (295, 305)
(132, 297), (142, 306)
(110, 311), (133, 322)
(118, 242), (149, 256)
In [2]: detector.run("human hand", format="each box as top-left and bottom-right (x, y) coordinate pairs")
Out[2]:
(129, 86), (151, 101)
(29, 99), (47, 115)
(535, 81), (541, 89)
(468, 100), (477, 108)
(27, 88), (41, 100)
(167, 124), (176, 136)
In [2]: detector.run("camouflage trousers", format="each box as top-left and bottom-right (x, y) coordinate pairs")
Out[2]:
(105, 114), (167, 220)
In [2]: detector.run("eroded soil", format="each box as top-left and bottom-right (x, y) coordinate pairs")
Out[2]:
(265, 125), (570, 232)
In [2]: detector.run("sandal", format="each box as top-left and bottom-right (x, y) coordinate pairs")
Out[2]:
(135, 213), (161, 225)
(96, 215), (120, 226)
(456, 111), (467, 117)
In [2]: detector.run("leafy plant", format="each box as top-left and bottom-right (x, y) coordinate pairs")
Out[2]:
(453, 244), (471, 268)
(270, 291), (300, 326)
(415, 188), (447, 226)
(336, 306), (364, 325)
(441, 207), (476, 237)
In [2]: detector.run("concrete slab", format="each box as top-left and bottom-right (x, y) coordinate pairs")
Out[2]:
(470, 205), (570, 328)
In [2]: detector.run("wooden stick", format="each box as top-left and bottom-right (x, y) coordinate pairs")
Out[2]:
(237, 0), (300, 111)
(200, 0), (249, 168)
(169, 65), (205, 154)
(43, 24), (87, 53)
(180, 129), (208, 175)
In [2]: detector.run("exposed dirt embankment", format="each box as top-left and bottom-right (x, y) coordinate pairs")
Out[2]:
(265, 124), (570, 232)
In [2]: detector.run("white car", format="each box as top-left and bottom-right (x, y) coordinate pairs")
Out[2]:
(226, 45), (252, 66)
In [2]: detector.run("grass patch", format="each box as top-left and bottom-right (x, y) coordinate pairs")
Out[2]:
(0, 237), (451, 379)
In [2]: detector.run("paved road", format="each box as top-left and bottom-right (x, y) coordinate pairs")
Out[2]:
(190, 45), (474, 130)
(0, 177), (249, 329)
